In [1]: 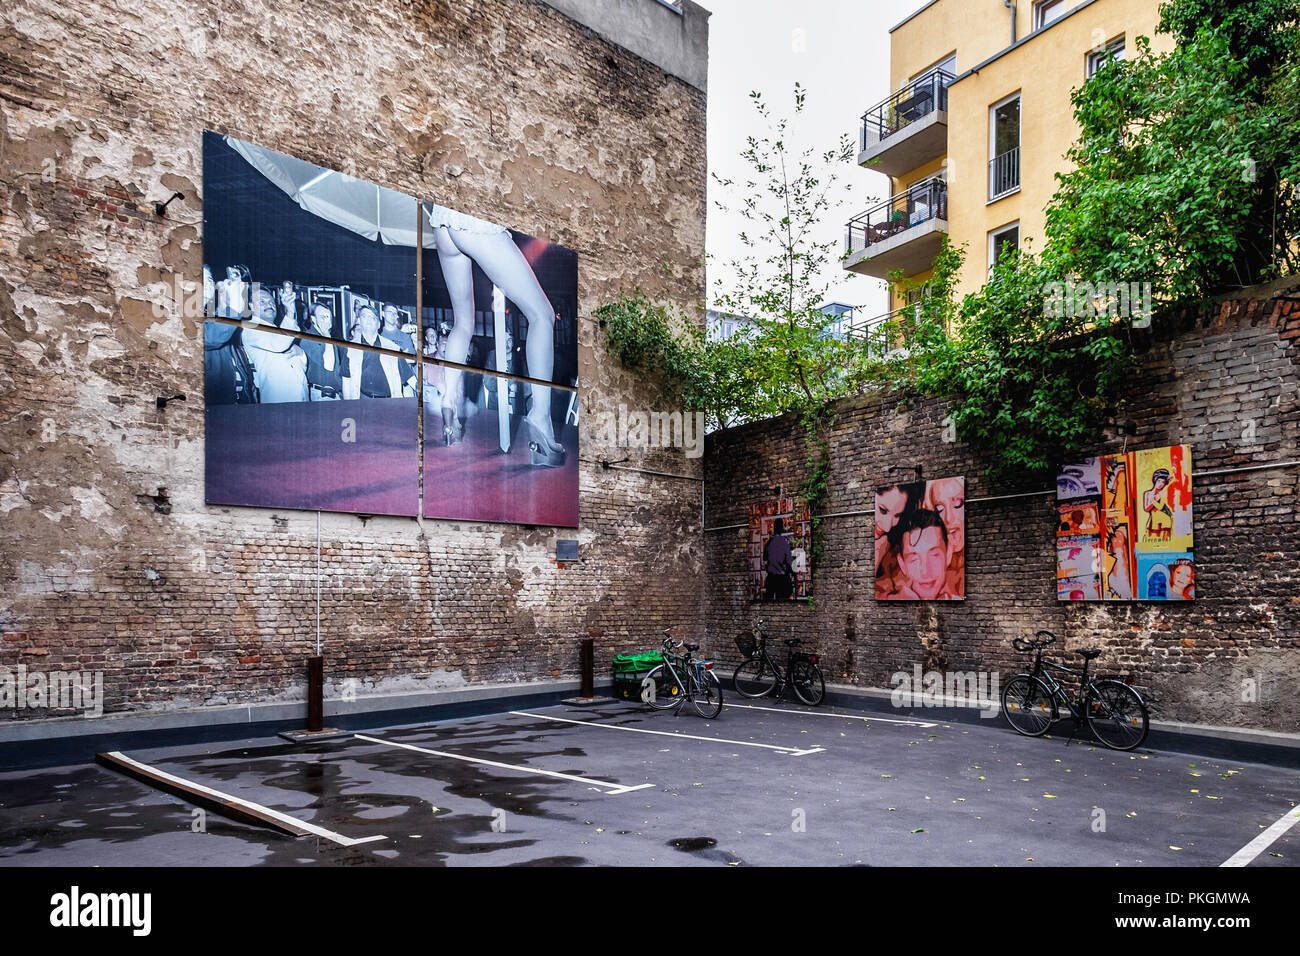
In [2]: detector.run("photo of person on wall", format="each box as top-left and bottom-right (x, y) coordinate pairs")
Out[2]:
(747, 499), (813, 601)
(874, 477), (965, 601)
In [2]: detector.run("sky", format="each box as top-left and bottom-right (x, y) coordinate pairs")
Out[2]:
(704, 0), (903, 318)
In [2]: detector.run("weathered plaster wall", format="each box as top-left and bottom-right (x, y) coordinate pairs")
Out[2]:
(0, 0), (708, 718)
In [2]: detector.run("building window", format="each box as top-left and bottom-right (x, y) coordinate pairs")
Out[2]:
(1034, 0), (1068, 29)
(910, 53), (957, 87)
(989, 93), (1021, 200)
(989, 222), (1020, 271)
(1087, 35), (1126, 77)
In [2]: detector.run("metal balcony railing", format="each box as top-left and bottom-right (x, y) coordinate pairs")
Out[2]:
(843, 304), (930, 357)
(860, 70), (953, 151)
(989, 146), (1021, 200)
(845, 177), (948, 257)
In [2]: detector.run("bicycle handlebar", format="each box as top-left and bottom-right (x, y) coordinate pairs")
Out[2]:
(1013, 631), (1058, 653)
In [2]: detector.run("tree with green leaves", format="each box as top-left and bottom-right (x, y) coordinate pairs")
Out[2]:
(708, 84), (885, 419)
(1045, 1), (1300, 302)
(910, 0), (1300, 482)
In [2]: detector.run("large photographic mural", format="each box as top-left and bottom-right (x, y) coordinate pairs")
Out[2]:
(1056, 444), (1194, 600)
(202, 132), (579, 526)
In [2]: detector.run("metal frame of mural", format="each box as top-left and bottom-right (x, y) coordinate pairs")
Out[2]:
(874, 477), (966, 601)
(1056, 444), (1194, 601)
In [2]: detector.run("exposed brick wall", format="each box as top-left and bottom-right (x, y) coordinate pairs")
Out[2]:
(704, 296), (1300, 732)
(0, 0), (707, 718)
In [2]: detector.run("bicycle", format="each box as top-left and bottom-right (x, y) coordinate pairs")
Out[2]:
(642, 630), (723, 719)
(732, 617), (826, 706)
(1002, 630), (1149, 751)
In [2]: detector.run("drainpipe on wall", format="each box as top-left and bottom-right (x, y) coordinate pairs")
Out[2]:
(1005, 0), (1017, 44)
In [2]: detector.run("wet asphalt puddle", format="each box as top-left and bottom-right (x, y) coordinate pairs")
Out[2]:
(2, 701), (1297, 866)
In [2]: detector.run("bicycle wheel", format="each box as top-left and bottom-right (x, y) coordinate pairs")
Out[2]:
(733, 657), (777, 698)
(691, 669), (723, 719)
(1085, 679), (1149, 751)
(1001, 674), (1055, 737)
(790, 661), (826, 706)
(643, 663), (683, 710)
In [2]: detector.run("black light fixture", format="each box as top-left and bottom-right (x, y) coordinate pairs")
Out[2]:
(600, 456), (630, 470)
(156, 393), (186, 410)
(154, 191), (185, 216)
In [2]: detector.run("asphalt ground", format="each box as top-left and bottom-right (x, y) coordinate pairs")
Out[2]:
(1, 698), (1297, 868)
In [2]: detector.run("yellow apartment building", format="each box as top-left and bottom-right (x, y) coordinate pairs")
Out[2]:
(843, 0), (1174, 326)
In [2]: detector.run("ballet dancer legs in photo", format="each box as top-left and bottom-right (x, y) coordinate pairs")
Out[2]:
(429, 212), (565, 466)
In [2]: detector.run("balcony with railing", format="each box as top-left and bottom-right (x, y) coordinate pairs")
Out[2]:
(858, 70), (952, 177)
(989, 145), (1020, 200)
(843, 176), (948, 278)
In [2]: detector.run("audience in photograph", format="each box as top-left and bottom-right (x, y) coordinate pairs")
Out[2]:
(203, 264), (259, 405)
(345, 304), (416, 399)
(214, 264), (252, 318)
(205, 262), (428, 405)
(278, 280), (306, 332)
(381, 304), (418, 353)
(302, 300), (350, 401)
(241, 287), (308, 403)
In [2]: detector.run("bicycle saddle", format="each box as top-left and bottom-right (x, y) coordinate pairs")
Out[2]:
(783, 638), (803, 646)
(684, 642), (700, 652)
(1075, 649), (1101, 660)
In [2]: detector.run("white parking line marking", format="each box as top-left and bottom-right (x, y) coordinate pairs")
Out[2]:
(1221, 803), (1300, 867)
(510, 710), (826, 756)
(723, 702), (939, 727)
(354, 733), (654, 795)
(107, 752), (387, 847)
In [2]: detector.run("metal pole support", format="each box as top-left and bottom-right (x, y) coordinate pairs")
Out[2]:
(580, 637), (594, 698)
(307, 656), (324, 732)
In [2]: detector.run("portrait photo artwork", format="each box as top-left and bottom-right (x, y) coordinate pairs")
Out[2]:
(874, 477), (965, 601)
(748, 498), (813, 602)
(202, 132), (579, 526)
(1056, 444), (1195, 601)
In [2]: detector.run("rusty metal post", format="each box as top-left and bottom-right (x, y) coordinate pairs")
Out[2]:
(580, 637), (594, 698)
(307, 656), (324, 732)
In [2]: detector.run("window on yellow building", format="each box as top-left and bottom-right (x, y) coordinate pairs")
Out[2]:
(1033, 0), (1068, 30)
(989, 222), (1020, 272)
(1086, 36), (1126, 78)
(989, 93), (1021, 201)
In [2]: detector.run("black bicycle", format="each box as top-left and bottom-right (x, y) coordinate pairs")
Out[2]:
(732, 618), (826, 706)
(643, 632), (723, 718)
(1002, 630), (1149, 751)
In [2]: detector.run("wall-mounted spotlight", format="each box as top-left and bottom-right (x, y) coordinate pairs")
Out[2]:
(154, 192), (185, 216)
(156, 394), (186, 410)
